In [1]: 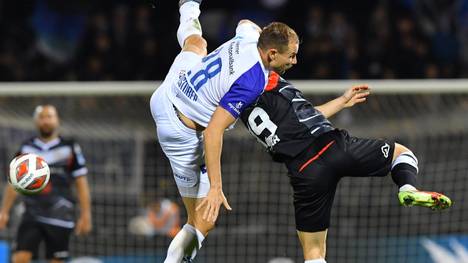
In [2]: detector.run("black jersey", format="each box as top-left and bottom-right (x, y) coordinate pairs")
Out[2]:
(16, 137), (88, 228)
(240, 73), (334, 162)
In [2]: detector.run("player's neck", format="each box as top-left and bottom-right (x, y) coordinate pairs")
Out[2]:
(258, 47), (270, 70)
(38, 134), (59, 143)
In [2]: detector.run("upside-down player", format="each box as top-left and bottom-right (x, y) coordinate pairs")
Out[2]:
(149, 0), (299, 262)
(240, 73), (452, 263)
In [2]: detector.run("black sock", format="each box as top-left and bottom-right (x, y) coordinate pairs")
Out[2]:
(391, 163), (418, 188)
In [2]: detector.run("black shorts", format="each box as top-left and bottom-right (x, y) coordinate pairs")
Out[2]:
(15, 219), (73, 260)
(285, 129), (395, 232)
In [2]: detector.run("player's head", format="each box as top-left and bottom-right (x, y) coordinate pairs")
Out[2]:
(33, 105), (60, 138)
(258, 22), (299, 75)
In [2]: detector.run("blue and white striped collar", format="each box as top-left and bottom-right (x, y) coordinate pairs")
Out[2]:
(33, 137), (61, 150)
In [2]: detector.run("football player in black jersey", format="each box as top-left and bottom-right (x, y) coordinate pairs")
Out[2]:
(240, 73), (452, 263)
(0, 105), (92, 263)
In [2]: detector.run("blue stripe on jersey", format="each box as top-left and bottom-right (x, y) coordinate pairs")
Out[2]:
(219, 62), (266, 119)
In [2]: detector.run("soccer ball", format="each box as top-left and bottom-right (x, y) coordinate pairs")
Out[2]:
(8, 153), (50, 195)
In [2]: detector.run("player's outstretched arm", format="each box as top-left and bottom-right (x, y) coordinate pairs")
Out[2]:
(0, 185), (18, 230)
(315, 84), (370, 118)
(196, 106), (233, 223)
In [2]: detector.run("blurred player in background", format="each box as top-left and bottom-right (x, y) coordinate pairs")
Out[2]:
(0, 105), (92, 263)
(147, 199), (181, 238)
(240, 73), (452, 263)
(150, 0), (299, 261)
(128, 198), (181, 238)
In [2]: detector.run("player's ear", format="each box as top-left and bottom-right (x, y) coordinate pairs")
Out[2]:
(268, 49), (278, 62)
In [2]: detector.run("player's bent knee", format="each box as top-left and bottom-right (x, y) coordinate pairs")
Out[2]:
(393, 143), (411, 159)
(182, 35), (207, 56)
(392, 144), (418, 171)
(13, 251), (33, 263)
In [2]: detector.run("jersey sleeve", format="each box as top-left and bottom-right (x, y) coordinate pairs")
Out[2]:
(71, 142), (88, 177)
(219, 62), (266, 119)
(235, 22), (260, 42)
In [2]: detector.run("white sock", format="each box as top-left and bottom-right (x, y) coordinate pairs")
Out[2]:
(184, 225), (205, 260)
(194, 227), (205, 249)
(177, 2), (202, 48)
(305, 259), (327, 263)
(164, 224), (200, 263)
(399, 184), (417, 192)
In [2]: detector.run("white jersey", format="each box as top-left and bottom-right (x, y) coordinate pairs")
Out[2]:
(167, 23), (269, 127)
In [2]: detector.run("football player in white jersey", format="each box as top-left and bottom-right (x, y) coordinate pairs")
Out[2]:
(150, 0), (299, 262)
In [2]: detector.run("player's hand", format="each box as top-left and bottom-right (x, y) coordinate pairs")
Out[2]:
(75, 212), (92, 236)
(0, 211), (9, 230)
(196, 187), (232, 223)
(342, 85), (370, 108)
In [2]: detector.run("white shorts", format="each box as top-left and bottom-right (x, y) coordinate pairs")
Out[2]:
(150, 51), (210, 198)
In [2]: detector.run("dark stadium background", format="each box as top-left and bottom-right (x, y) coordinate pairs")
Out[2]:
(0, 0), (466, 81)
(0, 0), (467, 263)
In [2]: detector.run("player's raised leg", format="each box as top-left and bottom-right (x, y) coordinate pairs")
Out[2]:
(391, 143), (452, 210)
(177, 0), (207, 56)
(297, 230), (328, 263)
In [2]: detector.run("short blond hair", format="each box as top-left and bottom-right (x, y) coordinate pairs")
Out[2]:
(258, 22), (299, 53)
